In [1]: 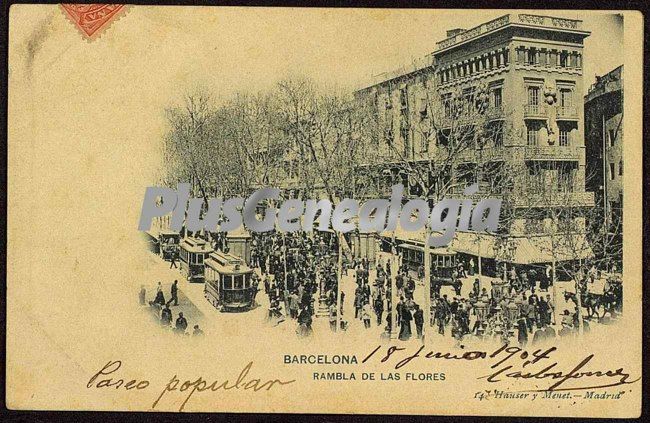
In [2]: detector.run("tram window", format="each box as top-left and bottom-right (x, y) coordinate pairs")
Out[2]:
(234, 275), (243, 289)
(197, 254), (204, 265)
(224, 275), (233, 289)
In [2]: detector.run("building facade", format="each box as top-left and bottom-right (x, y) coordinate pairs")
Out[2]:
(584, 65), (623, 226)
(355, 13), (595, 269)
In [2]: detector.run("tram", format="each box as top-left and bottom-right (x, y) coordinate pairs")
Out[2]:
(158, 230), (180, 260)
(179, 237), (213, 283)
(397, 243), (458, 286)
(204, 251), (257, 312)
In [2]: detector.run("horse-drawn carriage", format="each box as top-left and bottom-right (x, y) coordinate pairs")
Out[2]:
(397, 243), (461, 297)
(564, 272), (622, 319)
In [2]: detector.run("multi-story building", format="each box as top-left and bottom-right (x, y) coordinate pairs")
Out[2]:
(584, 65), (623, 226)
(355, 13), (595, 272)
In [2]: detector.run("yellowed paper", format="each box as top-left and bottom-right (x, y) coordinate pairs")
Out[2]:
(7, 6), (643, 416)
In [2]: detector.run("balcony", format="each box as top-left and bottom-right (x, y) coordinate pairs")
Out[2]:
(513, 191), (594, 208)
(456, 146), (508, 163)
(556, 106), (578, 120)
(523, 145), (581, 161)
(523, 104), (547, 119)
(486, 105), (505, 120)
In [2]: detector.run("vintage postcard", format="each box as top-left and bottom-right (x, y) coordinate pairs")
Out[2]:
(6, 5), (644, 417)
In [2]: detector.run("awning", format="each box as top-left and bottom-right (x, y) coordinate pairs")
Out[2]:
(379, 226), (593, 265)
(449, 231), (593, 265)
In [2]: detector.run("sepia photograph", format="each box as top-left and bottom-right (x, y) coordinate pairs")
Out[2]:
(5, 5), (644, 417)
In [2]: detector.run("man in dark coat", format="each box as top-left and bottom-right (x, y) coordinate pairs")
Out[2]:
(374, 294), (384, 326)
(169, 280), (179, 306)
(413, 304), (424, 339)
(517, 316), (528, 347)
(170, 251), (178, 269)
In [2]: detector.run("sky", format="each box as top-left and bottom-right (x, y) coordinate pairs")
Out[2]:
(12, 7), (622, 105)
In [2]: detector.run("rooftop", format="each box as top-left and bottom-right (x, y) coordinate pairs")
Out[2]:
(434, 13), (589, 55)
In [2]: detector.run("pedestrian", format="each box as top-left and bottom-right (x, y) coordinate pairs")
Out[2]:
(531, 322), (546, 345)
(329, 303), (337, 332)
(289, 291), (299, 319)
(139, 285), (146, 305)
(161, 304), (172, 326)
(362, 302), (372, 329)
(398, 304), (412, 341)
(170, 250), (178, 269)
(169, 280), (179, 306)
(517, 316), (528, 347)
(175, 312), (188, 334)
(546, 294), (555, 324)
(374, 294), (384, 326)
(297, 306), (313, 338)
(413, 304), (424, 339)
(154, 282), (166, 306)
(192, 324), (204, 336)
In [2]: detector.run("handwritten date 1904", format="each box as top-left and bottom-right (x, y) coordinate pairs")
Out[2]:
(362, 343), (639, 393)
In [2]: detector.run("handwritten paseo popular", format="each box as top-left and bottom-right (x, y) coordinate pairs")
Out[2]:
(87, 360), (295, 412)
(138, 183), (501, 247)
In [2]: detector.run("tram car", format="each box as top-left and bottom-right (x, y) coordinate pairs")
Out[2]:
(204, 251), (257, 312)
(158, 230), (180, 260)
(398, 243), (458, 286)
(179, 237), (213, 283)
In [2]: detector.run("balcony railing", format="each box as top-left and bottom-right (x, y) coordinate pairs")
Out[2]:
(434, 14), (583, 52)
(486, 105), (505, 120)
(523, 145), (581, 161)
(514, 191), (594, 208)
(523, 104), (547, 118)
(556, 106), (578, 119)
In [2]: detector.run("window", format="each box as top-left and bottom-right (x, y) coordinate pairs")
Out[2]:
(527, 86), (540, 106)
(559, 127), (571, 146)
(528, 165), (544, 192)
(526, 48), (537, 65)
(610, 162), (615, 180)
(488, 121), (504, 147)
(559, 51), (568, 67)
(234, 275), (243, 289)
(527, 122), (540, 146)
(442, 93), (452, 118)
(492, 88), (502, 109)
(609, 129), (616, 147)
(558, 166), (574, 192)
(559, 89), (573, 107)
(619, 160), (623, 176)
(224, 275), (233, 290)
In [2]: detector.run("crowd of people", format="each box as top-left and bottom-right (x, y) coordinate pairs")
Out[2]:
(139, 280), (204, 337)
(252, 231), (332, 337)
(147, 228), (623, 345)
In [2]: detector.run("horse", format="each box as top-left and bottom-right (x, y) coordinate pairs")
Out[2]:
(563, 290), (605, 319)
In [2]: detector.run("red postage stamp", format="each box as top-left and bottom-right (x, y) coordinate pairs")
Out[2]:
(60, 4), (128, 40)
